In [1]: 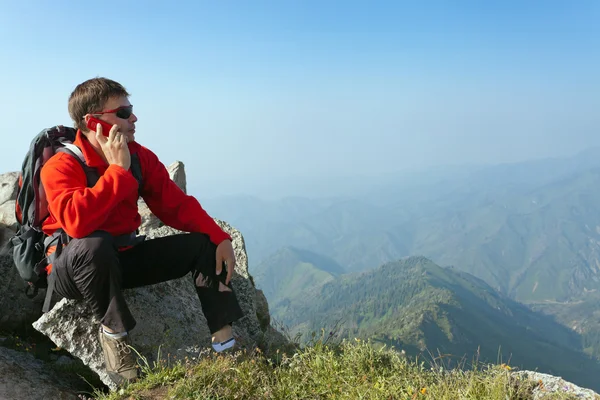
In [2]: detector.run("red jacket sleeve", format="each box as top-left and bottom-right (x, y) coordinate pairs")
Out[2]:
(138, 147), (231, 245)
(41, 153), (139, 238)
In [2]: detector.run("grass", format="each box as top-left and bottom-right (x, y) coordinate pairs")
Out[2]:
(89, 332), (581, 400)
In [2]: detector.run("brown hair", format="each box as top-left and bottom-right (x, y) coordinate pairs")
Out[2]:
(68, 77), (130, 131)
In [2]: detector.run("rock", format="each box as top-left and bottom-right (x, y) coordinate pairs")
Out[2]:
(31, 161), (286, 391)
(0, 224), (14, 251)
(136, 160), (185, 234)
(0, 172), (19, 205)
(515, 370), (600, 399)
(0, 346), (80, 400)
(0, 200), (16, 231)
(167, 161), (186, 194)
(0, 253), (46, 334)
(0, 172), (18, 232)
(136, 197), (162, 233)
(255, 289), (271, 331)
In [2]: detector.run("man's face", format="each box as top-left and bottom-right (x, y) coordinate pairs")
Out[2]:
(86, 95), (138, 143)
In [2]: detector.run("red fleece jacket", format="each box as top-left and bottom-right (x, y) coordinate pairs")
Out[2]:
(40, 130), (231, 245)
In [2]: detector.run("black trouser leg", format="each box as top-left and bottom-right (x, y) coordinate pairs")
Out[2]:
(51, 231), (244, 334)
(52, 231), (134, 332)
(118, 232), (244, 334)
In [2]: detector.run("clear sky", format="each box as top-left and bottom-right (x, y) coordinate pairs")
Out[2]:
(1, 0), (598, 198)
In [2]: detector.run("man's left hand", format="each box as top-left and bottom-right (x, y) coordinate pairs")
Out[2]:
(216, 239), (236, 285)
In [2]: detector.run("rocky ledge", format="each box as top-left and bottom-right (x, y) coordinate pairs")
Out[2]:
(0, 161), (286, 396)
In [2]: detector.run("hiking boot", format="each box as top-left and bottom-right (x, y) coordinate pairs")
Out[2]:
(98, 328), (139, 385)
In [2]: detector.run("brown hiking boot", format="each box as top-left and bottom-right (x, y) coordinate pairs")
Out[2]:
(98, 327), (139, 385)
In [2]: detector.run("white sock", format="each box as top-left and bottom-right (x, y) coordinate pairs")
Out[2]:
(212, 337), (235, 352)
(103, 329), (128, 339)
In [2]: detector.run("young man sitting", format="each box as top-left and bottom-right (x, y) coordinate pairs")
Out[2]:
(40, 77), (244, 385)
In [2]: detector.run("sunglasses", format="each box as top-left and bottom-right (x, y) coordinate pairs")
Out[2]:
(93, 105), (134, 119)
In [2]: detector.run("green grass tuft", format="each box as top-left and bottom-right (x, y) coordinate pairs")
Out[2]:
(91, 336), (580, 400)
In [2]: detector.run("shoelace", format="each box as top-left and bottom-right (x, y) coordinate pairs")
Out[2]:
(115, 340), (135, 370)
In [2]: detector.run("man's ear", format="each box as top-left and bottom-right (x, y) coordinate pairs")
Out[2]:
(80, 115), (91, 136)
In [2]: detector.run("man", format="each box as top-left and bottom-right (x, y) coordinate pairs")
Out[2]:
(40, 77), (244, 385)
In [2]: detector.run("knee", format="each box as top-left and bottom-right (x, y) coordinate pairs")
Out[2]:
(195, 272), (232, 292)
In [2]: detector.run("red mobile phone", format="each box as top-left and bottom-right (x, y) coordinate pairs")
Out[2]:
(86, 116), (114, 136)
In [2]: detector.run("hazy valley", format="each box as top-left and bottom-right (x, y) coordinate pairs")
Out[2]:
(203, 148), (600, 391)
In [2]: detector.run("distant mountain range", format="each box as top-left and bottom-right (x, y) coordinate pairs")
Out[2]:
(206, 148), (600, 299)
(258, 254), (600, 391)
(204, 147), (600, 361)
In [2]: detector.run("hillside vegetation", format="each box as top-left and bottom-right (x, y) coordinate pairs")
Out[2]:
(264, 256), (600, 392)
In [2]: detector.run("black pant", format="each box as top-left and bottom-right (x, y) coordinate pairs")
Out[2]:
(50, 231), (244, 334)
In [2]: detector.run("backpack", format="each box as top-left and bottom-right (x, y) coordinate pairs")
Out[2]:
(9, 125), (143, 307)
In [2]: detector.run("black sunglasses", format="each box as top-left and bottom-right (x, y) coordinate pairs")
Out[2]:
(94, 105), (134, 119)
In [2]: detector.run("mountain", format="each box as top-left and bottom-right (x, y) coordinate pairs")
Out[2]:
(206, 148), (600, 284)
(254, 246), (345, 318)
(204, 151), (600, 390)
(272, 256), (600, 392)
(528, 293), (600, 358)
(205, 195), (410, 274)
(206, 149), (600, 357)
(406, 167), (600, 303)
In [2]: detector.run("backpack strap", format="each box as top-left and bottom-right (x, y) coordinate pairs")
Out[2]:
(130, 154), (143, 196)
(56, 145), (143, 195)
(42, 264), (57, 313)
(60, 141), (85, 162)
(41, 228), (67, 312)
(56, 145), (100, 187)
(57, 145), (143, 196)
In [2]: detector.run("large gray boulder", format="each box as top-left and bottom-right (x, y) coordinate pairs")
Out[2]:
(29, 161), (286, 390)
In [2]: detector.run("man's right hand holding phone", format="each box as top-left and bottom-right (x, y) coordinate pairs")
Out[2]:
(95, 124), (131, 171)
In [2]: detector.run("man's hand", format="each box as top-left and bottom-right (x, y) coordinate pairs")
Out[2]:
(216, 239), (236, 284)
(96, 124), (131, 170)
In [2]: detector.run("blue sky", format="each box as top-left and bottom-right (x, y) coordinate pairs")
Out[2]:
(1, 0), (598, 198)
